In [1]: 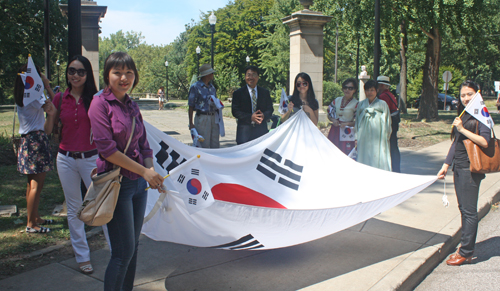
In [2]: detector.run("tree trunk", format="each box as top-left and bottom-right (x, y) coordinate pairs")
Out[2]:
(417, 27), (441, 120)
(399, 20), (408, 114)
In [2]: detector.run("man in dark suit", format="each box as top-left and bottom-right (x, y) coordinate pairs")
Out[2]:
(232, 66), (274, 145)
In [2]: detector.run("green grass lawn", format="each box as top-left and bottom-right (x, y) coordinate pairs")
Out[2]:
(0, 107), (71, 260)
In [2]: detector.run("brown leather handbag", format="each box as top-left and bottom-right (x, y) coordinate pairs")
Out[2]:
(463, 123), (500, 174)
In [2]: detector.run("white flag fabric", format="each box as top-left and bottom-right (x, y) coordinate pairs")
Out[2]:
(142, 110), (436, 250)
(464, 92), (494, 128)
(278, 88), (288, 115)
(19, 55), (46, 106)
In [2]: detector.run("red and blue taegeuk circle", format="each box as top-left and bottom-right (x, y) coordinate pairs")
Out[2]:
(186, 178), (202, 195)
(344, 128), (352, 134)
(24, 76), (34, 90)
(481, 107), (490, 117)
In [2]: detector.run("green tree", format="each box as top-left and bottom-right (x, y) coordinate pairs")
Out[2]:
(0, 0), (67, 103)
(99, 30), (145, 88)
(186, 0), (274, 95)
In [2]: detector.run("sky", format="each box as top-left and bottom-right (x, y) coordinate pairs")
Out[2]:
(96, 0), (230, 46)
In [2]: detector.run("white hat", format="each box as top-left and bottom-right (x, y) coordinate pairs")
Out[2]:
(199, 64), (216, 78)
(377, 75), (391, 86)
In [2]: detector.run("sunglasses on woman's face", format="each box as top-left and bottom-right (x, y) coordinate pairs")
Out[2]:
(296, 81), (308, 88)
(343, 86), (355, 90)
(68, 67), (87, 77)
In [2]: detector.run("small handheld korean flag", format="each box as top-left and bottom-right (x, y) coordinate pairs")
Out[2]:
(190, 128), (204, 147)
(278, 88), (288, 114)
(464, 92), (494, 129)
(19, 55), (46, 106)
(327, 101), (336, 120)
(339, 126), (355, 141)
(171, 155), (214, 214)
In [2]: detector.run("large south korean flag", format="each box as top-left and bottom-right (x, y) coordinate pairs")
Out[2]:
(142, 110), (436, 250)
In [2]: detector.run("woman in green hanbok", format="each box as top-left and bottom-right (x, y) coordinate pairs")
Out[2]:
(355, 80), (392, 171)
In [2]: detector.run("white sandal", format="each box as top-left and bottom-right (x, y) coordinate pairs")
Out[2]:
(79, 264), (94, 274)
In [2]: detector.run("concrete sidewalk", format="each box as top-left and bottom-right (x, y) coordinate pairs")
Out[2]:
(1, 105), (500, 291)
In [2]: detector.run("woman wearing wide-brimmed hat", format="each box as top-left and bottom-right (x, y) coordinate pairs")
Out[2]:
(187, 64), (221, 148)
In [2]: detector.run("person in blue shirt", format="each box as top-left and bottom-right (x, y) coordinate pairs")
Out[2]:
(188, 64), (220, 148)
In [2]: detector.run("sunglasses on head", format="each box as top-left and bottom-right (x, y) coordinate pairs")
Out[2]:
(343, 86), (355, 90)
(68, 67), (86, 77)
(296, 81), (308, 87)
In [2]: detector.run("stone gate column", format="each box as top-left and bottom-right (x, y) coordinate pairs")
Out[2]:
(282, 2), (332, 122)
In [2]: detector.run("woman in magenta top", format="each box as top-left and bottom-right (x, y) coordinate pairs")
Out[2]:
(53, 55), (110, 274)
(88, 52), (164, 291)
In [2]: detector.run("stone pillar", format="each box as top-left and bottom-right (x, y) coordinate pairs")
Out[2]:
(60, 1), (107, 89)
(283, 6), (332, 122)
(358, 65), (370, 102)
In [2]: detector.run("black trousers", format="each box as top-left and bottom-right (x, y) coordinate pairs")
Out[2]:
(236, 123), (268, 145)
(390, 122), (401, 172)
(454, 167), (484, 257)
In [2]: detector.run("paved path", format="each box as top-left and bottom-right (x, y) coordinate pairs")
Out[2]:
(1, 103), (500, 290)
(415, 204), (500, 291)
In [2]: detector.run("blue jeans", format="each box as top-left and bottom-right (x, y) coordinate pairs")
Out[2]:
(104, 176), (147, 291)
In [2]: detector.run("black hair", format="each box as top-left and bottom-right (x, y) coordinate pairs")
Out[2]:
(14, 64), (42, 107)
(66, 55), (97, 112)
(103, 52), (139, 92)
(451, 80), (479, 140)
(342, 78), (358, 91)
(456, 80), (479, 115)
(364, 79), (378, 92)
(244, 65), (259, 76)
(290, 72), (318, 110)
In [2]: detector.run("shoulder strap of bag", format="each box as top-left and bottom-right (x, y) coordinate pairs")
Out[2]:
(111, 117), (135, 172)
(383, 91), (398, 108)
(124, 117), (136, 153)
(473, 119), (496, 139)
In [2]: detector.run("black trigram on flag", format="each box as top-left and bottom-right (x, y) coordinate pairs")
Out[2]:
(155, 141), (187, 172)
(256, 148), (303, 190)
(209, 234), (264, 250)
(34, 84), (42, 92)
(23, 93), (30, 98)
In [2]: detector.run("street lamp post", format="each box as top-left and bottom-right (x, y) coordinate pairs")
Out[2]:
(209, 12), (217, 68)
(196, 46), (201, 76)
(165, 60), (169, 102)
(56, 60), (60, 87)
(246, 56), (250, 65)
